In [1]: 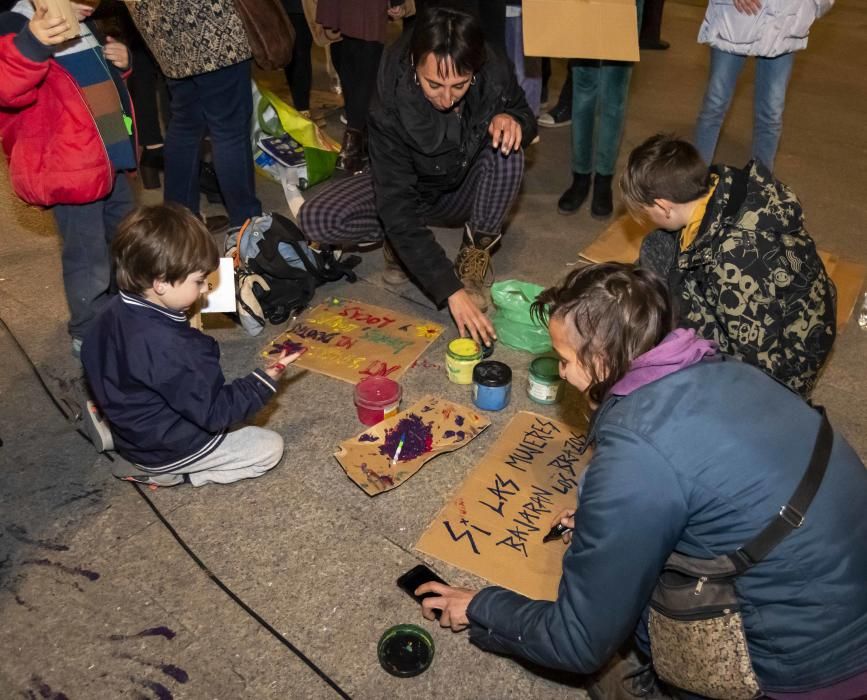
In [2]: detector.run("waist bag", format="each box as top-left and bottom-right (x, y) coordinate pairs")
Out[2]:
(648, 408), (832, 699)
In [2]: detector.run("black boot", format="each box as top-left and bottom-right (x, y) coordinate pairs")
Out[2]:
(591, 173), (614, 219)
(336, 128), (366, 175)
(139, 146), (164, 190)
(558, 172), (591, 215)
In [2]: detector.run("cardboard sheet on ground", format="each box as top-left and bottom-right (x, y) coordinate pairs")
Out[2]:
(335, 396), (490, 496)
(580, 217), (867, 328)
(416, 411), (591, 601)
(262, 297), (444, 383)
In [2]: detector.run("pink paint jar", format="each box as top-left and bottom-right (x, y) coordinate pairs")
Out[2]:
(354, 377), (402, 426)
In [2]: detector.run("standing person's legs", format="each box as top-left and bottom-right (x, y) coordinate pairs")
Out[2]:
(164, 76), (207, 216)
(53, 174), (129, 345)
(752, 51), (795, 171)
(101, 174), (135, 296)
(172, 426), (284, 486)
(590, 60), (635, 217)
(694, 48), (747, 165)
(594, 61), (634, 177)
(338, 36), (384, 131)
(285, 11), (314, 112)
(504, 14), (542, 117)
(558, 60), (599, 214)
(298, 172), (383, 245)
(198, 60), (262, 226)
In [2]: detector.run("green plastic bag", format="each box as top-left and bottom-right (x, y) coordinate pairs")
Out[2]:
(491, 280), (552, 354)
(252, 84), (340, 189)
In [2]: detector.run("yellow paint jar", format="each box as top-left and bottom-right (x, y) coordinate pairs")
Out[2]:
(446, 338), (482, 385)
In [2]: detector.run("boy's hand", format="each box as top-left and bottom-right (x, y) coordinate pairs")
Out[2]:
(264, 349), (305, 380)
(29, 5), (71, 46)
(104, 36), (130, 71)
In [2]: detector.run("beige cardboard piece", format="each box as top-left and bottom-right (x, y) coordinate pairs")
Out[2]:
(579, 216), (867, 329)
(34, 0), (80, 41)
(523, 0), (639, 62)
(818, 251), (867, 329)
(416, 411), (591, 601)
(334, 395), (490, 496)
(262, 297), (443, 384)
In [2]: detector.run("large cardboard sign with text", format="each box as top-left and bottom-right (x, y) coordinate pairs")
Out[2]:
(416, 412), (591, 601)
(263, 297), (443, 383)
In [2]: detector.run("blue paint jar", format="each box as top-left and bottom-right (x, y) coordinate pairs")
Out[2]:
(472, 361), (512, 411)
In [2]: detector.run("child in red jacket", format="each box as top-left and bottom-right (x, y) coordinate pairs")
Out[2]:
(0, 1), (136, 357)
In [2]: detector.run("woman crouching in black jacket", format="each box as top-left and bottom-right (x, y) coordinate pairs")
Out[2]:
(300, 6), (536, 345)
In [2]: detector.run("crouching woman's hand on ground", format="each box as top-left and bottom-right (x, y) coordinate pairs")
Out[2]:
(448, 289), (496, 347)
(417, 582), (478, 632)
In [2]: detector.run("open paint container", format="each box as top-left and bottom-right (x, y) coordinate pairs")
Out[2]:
(354, 377), (402, 426)
(377, 624), (435, 678)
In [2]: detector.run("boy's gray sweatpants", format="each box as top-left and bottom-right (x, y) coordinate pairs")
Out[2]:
(113, 427), (284, 487)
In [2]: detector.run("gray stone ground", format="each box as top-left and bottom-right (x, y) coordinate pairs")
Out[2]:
(1, 2), (865, 698)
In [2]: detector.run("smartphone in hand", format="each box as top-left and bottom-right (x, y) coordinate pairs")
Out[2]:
(397, 564), (448, 618)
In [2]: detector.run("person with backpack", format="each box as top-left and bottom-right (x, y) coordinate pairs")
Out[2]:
(623, 134), (835, 397)
(414, 262), (867, 698)
(0, 0), (137, 358)
(299, 6), (536, 347)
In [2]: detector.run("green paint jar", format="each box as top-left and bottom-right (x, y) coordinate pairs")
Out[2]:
(377, 624), (435, 677)
(527, 356), (563, 404)
(446, 338), (482, 385)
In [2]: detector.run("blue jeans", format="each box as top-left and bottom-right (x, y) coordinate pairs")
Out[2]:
(694, 48), (796, 171)
(165, 60), (261, 226)
(52, 173), (134, 340)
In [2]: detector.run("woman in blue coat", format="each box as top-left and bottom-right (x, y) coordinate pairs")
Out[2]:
(417, 263), (867, 697)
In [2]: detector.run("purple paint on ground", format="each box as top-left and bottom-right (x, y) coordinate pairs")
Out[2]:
(358, 433), (379, 442)
(454, 415), (465, 426)
(109, 626), (176, 641)
(22, 559), (99, 580)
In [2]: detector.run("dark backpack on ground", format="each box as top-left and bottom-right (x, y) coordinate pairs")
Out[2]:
(234, 213), (359, 327)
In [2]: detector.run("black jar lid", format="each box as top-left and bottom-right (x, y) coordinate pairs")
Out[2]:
(472, 360), (512, 387)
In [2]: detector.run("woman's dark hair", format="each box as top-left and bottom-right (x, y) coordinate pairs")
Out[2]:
(620, 134), (711, 214)
(531, 263), (673, 404)
(410, 6), (485, 78)
(113, 203), (219, 294)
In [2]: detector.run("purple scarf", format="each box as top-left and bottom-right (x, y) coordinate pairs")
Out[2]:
(609, 328), (718, 396)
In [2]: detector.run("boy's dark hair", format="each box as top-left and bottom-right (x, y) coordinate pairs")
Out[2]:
(113, 203), (219, 294)
(620, 134), (712, 212)
(410, 6), (485, 79)
(532, 263), (673, 404)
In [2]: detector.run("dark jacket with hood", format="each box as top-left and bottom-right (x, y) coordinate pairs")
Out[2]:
(368, 30), (536, 306)
(640, 160), (836, 397)
(466, 334), (867, 694)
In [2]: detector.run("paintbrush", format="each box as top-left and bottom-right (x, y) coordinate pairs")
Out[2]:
(391, 433), (406, 466)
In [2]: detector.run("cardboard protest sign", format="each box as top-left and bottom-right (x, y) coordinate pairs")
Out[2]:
(523, 0), (639, 62)
(416, 412), (591, 601)
(262, 297), (443, 384)
(335, 396), (490, 496)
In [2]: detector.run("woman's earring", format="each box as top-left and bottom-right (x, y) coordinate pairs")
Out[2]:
(413, 71), (420, 86)
(470, 75), (477, 85)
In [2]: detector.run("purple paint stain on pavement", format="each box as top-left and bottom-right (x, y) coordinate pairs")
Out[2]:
(7, 525), (69, 551)
(109, 626), (176, 641)
(160, 665), (189, 683)
(137, 679), (173, 700)
(454, 415), (465, 426)
(358, 433), (378, 442)
(22, 559), (99, 580)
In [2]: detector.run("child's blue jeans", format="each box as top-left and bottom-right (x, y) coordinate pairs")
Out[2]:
(52, 173), (134, 342)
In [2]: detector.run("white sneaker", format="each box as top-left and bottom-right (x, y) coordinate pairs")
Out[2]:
(82, 399), (114, 452)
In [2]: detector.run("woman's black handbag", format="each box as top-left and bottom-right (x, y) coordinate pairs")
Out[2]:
(648, 409), (833, 699)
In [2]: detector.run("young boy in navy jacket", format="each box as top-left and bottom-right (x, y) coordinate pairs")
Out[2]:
(0, 1), (137, 356)
(82, 204), (300, 487)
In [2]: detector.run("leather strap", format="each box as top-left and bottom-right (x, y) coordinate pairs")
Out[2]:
(730, 408), (833, 573)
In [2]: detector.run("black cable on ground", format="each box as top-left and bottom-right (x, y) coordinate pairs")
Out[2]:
(0, 314), (352, 700)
